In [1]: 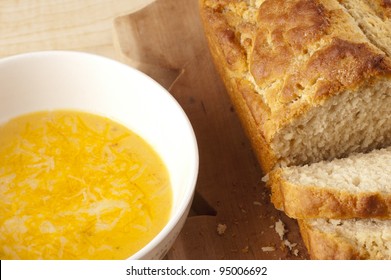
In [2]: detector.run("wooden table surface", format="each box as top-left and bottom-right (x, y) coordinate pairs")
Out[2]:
(0, 0), (308, 260)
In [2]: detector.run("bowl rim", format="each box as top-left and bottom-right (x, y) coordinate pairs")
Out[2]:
(0, 50), (199, 259)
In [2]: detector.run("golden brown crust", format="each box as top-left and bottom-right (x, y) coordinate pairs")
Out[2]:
(200, 0), (279, 171)
(370, 0), (391, 18)
(339, 0), (391, 20)
(200, 0), (391, 172)
(288, 38), (391, 101)
(298, 219), (363, 259)
(251, 0), (331, 95)
(235, 80), (277, 171)
(269, 169), (391, 219)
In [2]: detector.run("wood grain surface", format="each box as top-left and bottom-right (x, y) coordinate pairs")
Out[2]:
(0, 0), (154, 58)
(1, 0), (308, 259)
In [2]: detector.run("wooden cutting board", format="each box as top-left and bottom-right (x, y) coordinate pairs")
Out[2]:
(0, 0), (308, 260)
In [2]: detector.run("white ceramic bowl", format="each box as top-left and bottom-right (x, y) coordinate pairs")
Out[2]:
(0, 51), (199, 260)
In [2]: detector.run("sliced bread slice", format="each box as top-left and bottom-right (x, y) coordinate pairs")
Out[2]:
(268, 147), (391, 219)
(299, 218), (391, 260)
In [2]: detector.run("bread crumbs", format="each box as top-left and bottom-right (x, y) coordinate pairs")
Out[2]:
(275, 219), (287, 240)
(283, 239), (297, 251)
(241, 246), (249, 253)
(261, 246), (275, 252)
(217, 223), (227, 235)
(274, 219), (300, 256)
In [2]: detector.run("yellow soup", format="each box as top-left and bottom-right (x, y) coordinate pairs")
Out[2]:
(0, 110), (172, 259)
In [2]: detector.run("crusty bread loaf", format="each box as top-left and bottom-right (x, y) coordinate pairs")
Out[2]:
(268, 147), (391, 219)
(199, 0), (391, 173)
(200, 0), (391, 260)
(299, 218), (391, 259)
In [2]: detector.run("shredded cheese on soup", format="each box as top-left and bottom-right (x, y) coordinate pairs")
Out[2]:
(0, 110), (172, 259)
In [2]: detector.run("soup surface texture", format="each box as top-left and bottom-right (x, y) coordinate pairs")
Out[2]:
(0, 110), (172, 259)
